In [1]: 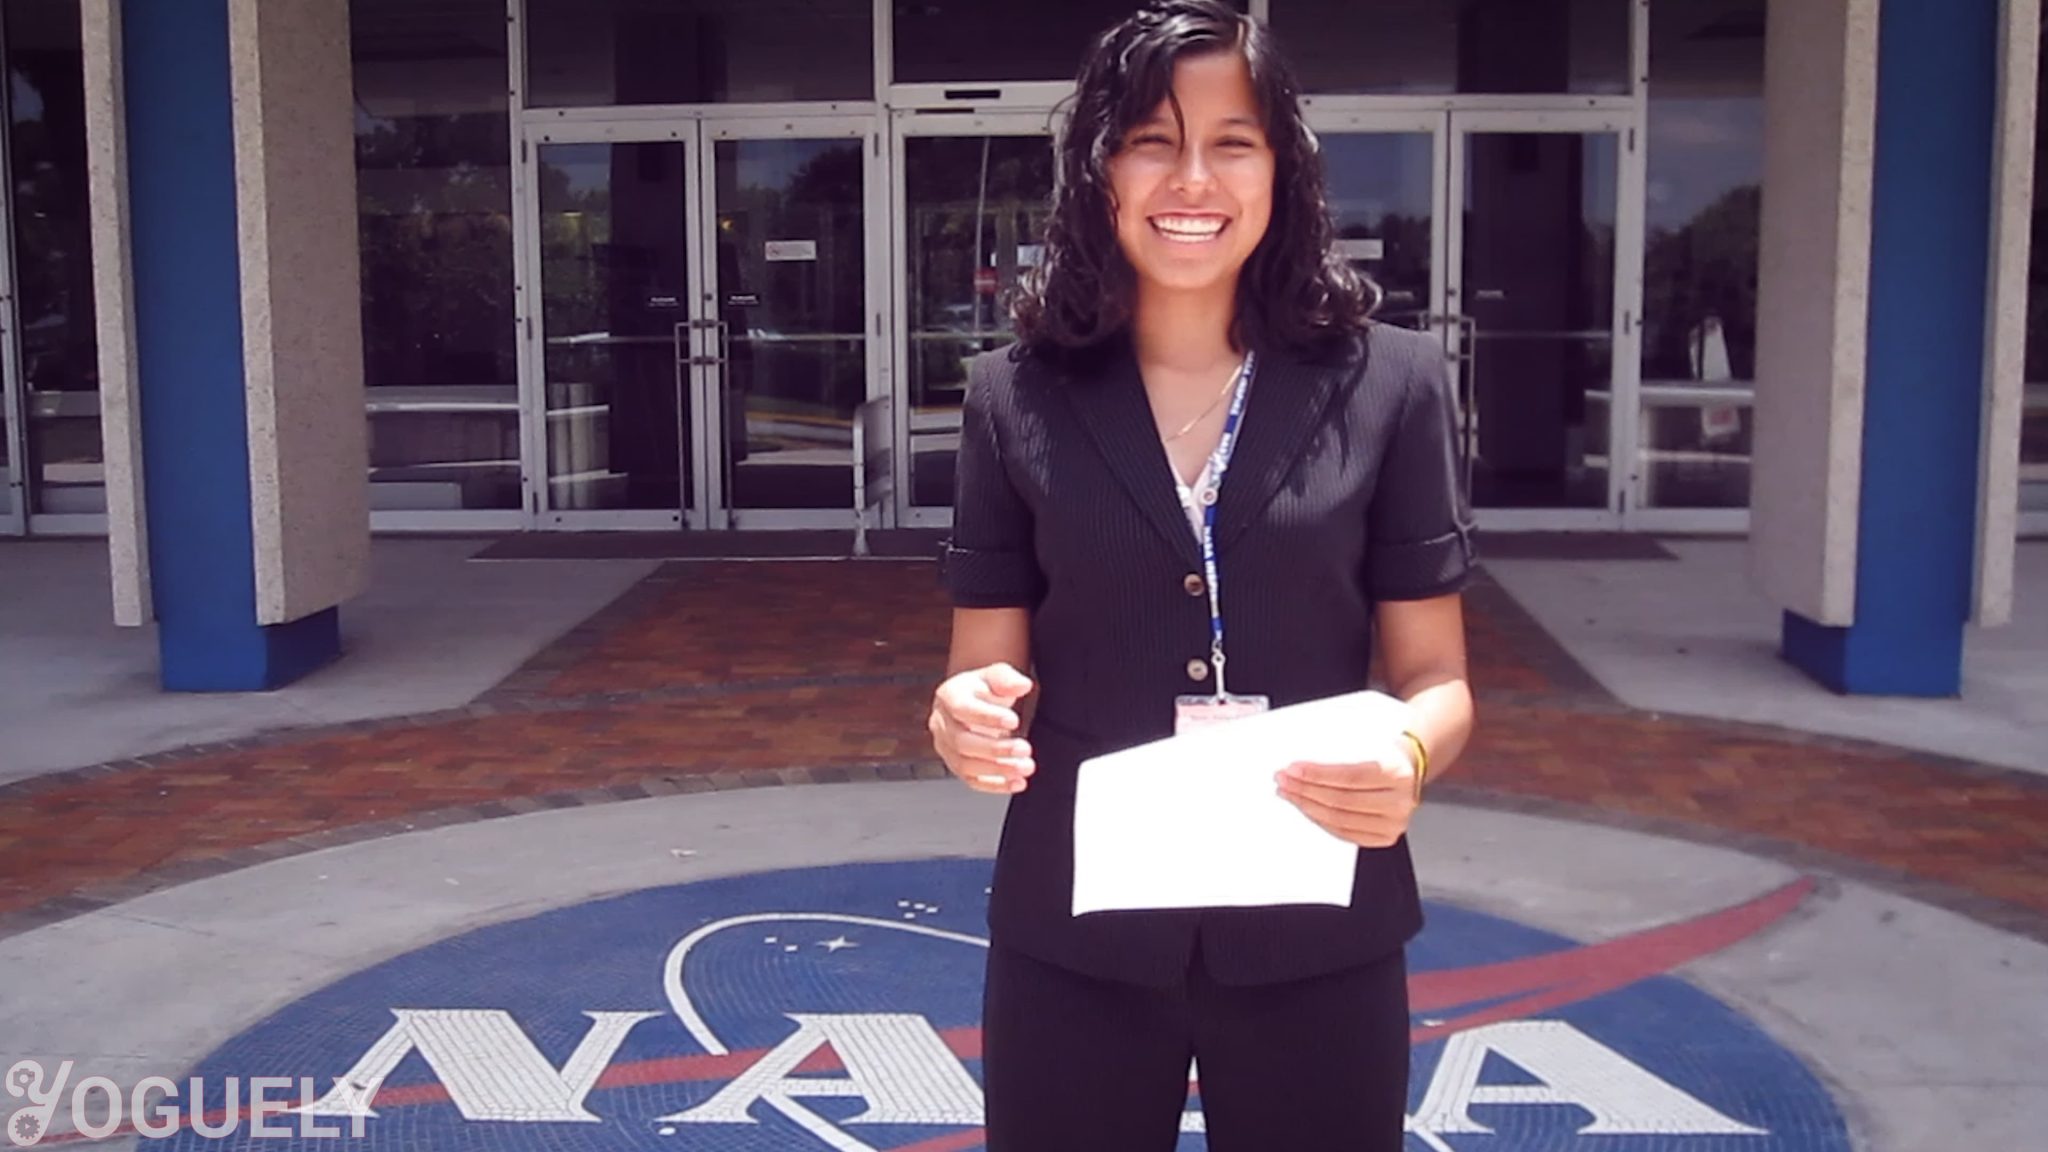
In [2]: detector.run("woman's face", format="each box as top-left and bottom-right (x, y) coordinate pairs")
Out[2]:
(1106, 50), (1275, 299)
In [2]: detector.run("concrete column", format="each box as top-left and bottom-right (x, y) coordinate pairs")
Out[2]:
(1751, 0), (2030, 696)
(83, 0), (368, 691)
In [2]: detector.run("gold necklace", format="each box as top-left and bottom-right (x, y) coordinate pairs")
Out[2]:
(1162, 359), (1244, 442)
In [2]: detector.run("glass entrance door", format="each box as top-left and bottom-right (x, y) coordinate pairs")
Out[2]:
(698, 119), (879, 528)
(1449, 112), (1632, 522)
(1309, 111), (1448, 332)
(527, 109), (1635, 533)
(1307, 108), (1635, 527)
(891, 114), (1056, 525)
(527, 116), (879, 530)
(532, 133), (699, 527)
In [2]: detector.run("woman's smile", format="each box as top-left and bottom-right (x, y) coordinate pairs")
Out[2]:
(1150, 212), (1232, 244)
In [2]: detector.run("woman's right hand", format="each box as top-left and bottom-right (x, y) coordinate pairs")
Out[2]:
(929, 662), (1037, 795)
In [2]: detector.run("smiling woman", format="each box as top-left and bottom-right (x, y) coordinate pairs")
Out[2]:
(927, 3), (1477, 1151)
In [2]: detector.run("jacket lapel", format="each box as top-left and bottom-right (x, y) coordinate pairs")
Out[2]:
(1057, 342), (1350, 563)
(1059, 345), (1204, 566)
(1211, 349), (1346, 554)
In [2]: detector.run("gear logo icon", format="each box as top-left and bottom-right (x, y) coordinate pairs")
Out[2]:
(8, 1110), (44, 1147)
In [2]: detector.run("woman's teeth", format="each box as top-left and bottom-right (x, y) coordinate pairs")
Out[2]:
(1152, 216), (1226, 243)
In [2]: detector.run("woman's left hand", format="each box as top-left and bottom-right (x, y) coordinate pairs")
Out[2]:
(1275, 746), (1420, 849)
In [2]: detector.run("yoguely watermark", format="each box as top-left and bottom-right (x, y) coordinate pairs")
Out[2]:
(7, 1060), (368, 1146)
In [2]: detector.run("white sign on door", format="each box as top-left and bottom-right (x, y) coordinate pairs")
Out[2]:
(765, 240), (818, 263)
(1336, 238), (1385, 262)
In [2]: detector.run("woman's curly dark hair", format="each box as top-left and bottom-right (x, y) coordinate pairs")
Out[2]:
(1011, 0), (1376, 364)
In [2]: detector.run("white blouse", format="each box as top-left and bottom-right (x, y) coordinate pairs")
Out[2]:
(1173, 456), (1215, 543)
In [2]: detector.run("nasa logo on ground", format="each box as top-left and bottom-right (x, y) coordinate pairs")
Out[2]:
(148, 859), (1849, 1151)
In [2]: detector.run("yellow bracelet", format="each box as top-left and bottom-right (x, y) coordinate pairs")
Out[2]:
(1400, 730), (1430, 801)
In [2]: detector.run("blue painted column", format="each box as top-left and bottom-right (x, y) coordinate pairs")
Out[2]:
(123, 0), (340, 691)
(1780, 0), (1997, 697)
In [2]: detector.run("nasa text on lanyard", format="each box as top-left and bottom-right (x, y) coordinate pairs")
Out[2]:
(1173, 352), (1271, 736)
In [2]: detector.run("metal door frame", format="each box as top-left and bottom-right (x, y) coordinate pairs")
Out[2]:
(520, 116), (709, 530)
(0, 16), (22, 538)
(1302, 108), (1473, 497)
(889, 109), (1059, 529)
(1448, 108), (1642, 532)
(697, 113), (887, 531)
(1301, 107), (1646, 530)
(0, 2), (26, 537)
(516, 112), (886, 532)
(1303, 107), (1453, 330)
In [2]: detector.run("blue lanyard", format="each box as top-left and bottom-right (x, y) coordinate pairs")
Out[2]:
(1198, 351), (1256, 699)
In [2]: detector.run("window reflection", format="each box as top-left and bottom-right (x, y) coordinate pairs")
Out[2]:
(902, 135), (1053, 508)
(1638, 0), (1765, 510)
(893, 2), (1241, 86)
(1463, 132), (1618, 510)
(1321, 132), (1436, 320)
(537, 142), (691, 513)
(1274, 0), (1630, 96)
(6, 0), (99, 516)
(527, 0), (872, 106)
(895, 0), (1106, 85)
(715, 139), (870, 513)
(352, 0), (519, 512)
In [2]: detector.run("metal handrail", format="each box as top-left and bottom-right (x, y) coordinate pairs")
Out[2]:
(726, 332), (868, 345)
(1379, 310), (1479, 500)
(675, 319), (732, 524)
(1465, 329), (1615, 341)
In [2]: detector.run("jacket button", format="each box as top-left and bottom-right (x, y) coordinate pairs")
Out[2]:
(1184, 573), (1205, 596)
(1186, 658), (1209, 682)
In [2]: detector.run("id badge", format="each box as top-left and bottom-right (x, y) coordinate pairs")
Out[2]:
(1174, 693), (1271, 735)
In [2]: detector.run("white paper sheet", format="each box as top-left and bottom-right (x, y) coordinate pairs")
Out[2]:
(1070, 690), (1415, 916)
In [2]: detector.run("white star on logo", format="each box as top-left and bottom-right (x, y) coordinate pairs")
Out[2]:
(818, 936), (857, 953)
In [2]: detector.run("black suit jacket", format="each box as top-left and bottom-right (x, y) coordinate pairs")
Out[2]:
(942, 321), (1476, 988)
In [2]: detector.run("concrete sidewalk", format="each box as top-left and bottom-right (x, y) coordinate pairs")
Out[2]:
(1486, 537), (2047, 775)
(0, 539), (657, 784)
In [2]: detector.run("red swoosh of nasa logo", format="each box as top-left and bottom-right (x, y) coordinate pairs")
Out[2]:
(1406, 875), (1816, 1044)
(882, 878), (1818, 1152)
(40, 879), (1813, 1149)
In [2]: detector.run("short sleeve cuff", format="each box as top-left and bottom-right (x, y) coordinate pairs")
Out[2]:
(1368, 526), (1477, 601)
(941, 543), (1044, 608)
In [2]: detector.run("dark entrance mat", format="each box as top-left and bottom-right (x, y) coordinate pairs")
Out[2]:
(1473, 532), (1679, 561)
(470, 529), (950, 562)
(471, 529), (1677, 563)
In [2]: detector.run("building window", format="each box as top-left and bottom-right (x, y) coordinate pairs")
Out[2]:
(1271, 0), (1631, 97)
(5, 0), (99, 517)
(352, 0), (519, 513)
(892, 1), (1242, 87)
(525, 0), (874, 106)
(1637, 0), (1765, 511)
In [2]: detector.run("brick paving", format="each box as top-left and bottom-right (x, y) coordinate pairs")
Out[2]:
(1, 559), (2045, 944)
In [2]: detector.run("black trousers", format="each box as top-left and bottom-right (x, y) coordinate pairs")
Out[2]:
(981, 939), (1411, 1151)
